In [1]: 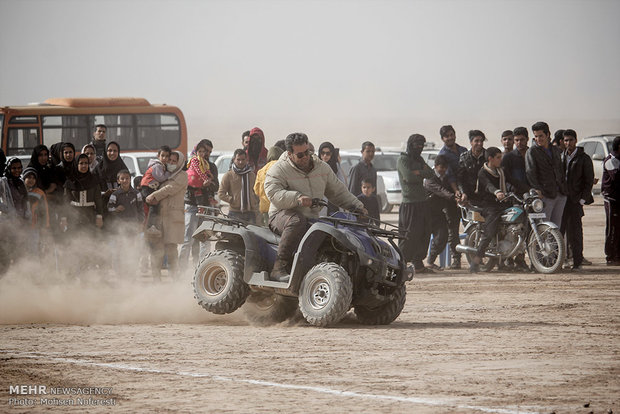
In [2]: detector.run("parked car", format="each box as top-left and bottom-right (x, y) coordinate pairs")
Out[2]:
(121, 152), (158, 187)
(577, 134), (619, 193)
(421, 148), (440, 167)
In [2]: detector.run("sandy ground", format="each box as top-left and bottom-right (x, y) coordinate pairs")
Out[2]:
(1, 196), (618, 413)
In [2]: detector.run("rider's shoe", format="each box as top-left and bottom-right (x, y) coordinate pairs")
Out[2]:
(469, 262), (479, 274)
(270, 259), (291, 283)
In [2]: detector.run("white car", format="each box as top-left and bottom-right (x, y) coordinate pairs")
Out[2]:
(121, 151), (158, 186)
(577, 134), (619, 193)
(339, 150), (391, 213)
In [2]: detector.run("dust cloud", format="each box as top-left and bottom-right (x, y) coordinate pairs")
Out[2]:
(0, 229), (246, 326)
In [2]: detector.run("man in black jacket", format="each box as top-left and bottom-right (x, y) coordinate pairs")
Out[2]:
(602, 136), (620, 265)
(561, 130), (594, 270)
(525, 121), (567, 227)
(457, 130), (487, 206)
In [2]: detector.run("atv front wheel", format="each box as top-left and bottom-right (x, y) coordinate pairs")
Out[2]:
(193, 250), (249, 314)
(242, 292), (298, 326)
(354, 284), (406, 325)
(299, 262), (352, 327)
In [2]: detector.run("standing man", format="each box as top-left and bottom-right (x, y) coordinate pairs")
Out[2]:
(246, 127), (268, 173)
(437, 125), (467, 269)
(242, 130), (251, 151)
(501, 127), (531, 196)
(348, 141), (377, 197)
(561, 129), (594, 270)
(601, 136), (620, 266)
(265, 133), (365, 282)
(218, 149), (259, 223)
(398, 134), (435, 273)
(90, 124), (107, 159)
(501, 130), (514, 155)
(525, 121), (567, 227)
(457, 130), (487, 206)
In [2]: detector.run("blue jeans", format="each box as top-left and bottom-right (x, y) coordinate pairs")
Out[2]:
(178, 204), (210, 269)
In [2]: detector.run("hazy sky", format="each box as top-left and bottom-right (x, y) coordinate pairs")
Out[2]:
(1, 0), (619, 150)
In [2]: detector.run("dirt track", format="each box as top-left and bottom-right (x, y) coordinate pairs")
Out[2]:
(1, 197), (618, 413)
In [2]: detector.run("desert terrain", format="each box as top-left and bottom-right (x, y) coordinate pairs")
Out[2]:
(1, 196), (618, 413)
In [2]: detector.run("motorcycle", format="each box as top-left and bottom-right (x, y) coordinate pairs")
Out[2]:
(455, 189), (564, 273)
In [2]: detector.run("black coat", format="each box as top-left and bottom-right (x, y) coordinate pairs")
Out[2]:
(562, 147), (594, 205)
(525, 144), (567, 198)
(457, 149), (486, 201)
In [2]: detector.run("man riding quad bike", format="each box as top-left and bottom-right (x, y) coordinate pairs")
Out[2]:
(191, 133), (414, 327)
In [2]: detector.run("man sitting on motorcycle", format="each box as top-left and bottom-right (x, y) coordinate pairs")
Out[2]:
(470, 146), (509, 273)
(264, 133), (367, 282)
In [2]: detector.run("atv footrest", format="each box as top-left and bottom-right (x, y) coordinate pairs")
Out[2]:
(247, 271), (290, 288)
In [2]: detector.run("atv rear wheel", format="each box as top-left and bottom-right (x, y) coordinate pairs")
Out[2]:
(299, 262), (352, 327)
(242, 292), (298, 326)
(193, 250), (249, 314)
(354, 284), (406, 325)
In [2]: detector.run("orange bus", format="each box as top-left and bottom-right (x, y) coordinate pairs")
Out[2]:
(0, 97), (187, 157)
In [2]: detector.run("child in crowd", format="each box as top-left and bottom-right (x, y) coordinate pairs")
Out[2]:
(108, 169), (144, 231)
(357, 178), (380, 224)
(423, 155), (456, 270)
(186, 142), (216, 207)
(108, 169), (144, 277)
(22, 167), (50, 253)
(140, 146), (171, 236)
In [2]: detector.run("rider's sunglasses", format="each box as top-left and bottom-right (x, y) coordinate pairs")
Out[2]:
(294, 149), (311, 159)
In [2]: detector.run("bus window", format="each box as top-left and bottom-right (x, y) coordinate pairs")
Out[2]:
(94, 114), (136, 150)
(7, 128), (39, 155)
(137, 114), (181, 150)
(42, 115), (90, 149)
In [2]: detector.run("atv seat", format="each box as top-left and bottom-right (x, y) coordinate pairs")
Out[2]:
(246, 225), (281, 245)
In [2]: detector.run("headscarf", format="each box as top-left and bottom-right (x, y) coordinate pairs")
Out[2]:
(186, 141), (211, 174)
(246, 127), (268, 172)
(318, 142), (338, 174)
(405, 134), (426, 159)
(169, 151), (186, 180)
(3, 157), (28, 218)
(81, 144), (98, 171)
(64, 154), (99, 191)
(58, 142), (77, 181)
(93, 141), (128, 190)
(50, 142), (65, 167)
(27, 144), (55, 191)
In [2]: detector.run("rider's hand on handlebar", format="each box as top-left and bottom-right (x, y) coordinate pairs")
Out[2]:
(496, 191), (506, 201)
(297, 196), (313, 207)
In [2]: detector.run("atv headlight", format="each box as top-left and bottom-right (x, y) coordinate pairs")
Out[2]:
(531, 198), (544, 213)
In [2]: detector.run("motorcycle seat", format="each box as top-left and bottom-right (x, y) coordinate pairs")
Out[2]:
(246, 225), (281, 245)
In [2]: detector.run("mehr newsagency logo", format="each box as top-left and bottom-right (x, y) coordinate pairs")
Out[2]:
(8, 384), (116, 407)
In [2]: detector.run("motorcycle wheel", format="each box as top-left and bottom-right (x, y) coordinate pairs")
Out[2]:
(464, 227), (499, 272)
(242, 293), (298, 326)
(299, 262), (352, 327)
(354, 284), (406, 325)
(193, 249), (249, 314)
(527, 224), (565, 273)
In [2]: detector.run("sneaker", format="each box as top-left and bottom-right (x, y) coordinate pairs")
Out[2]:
(427, 263), (444, 271)
(572, 264), (584, 272)
(607, 260), (620, 266)
(146, 225), (162, 238)
(581, 258), (592, 265)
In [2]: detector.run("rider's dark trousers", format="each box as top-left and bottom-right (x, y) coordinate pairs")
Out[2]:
(399, 200), (431, 268)
(604, 199), (620, 262)
(476, 205), (503, 258)
(561, 201), (584, 266)
(445, 201), (462, 259)
(268, 209), (309, 265)
(428, 205), (448, 263)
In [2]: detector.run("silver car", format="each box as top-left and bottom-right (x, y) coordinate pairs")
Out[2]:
(577, 134), (618, 193)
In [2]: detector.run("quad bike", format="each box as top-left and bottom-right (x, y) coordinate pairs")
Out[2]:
(191, 200), (414, 327)
(456, 190), (565, 273)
